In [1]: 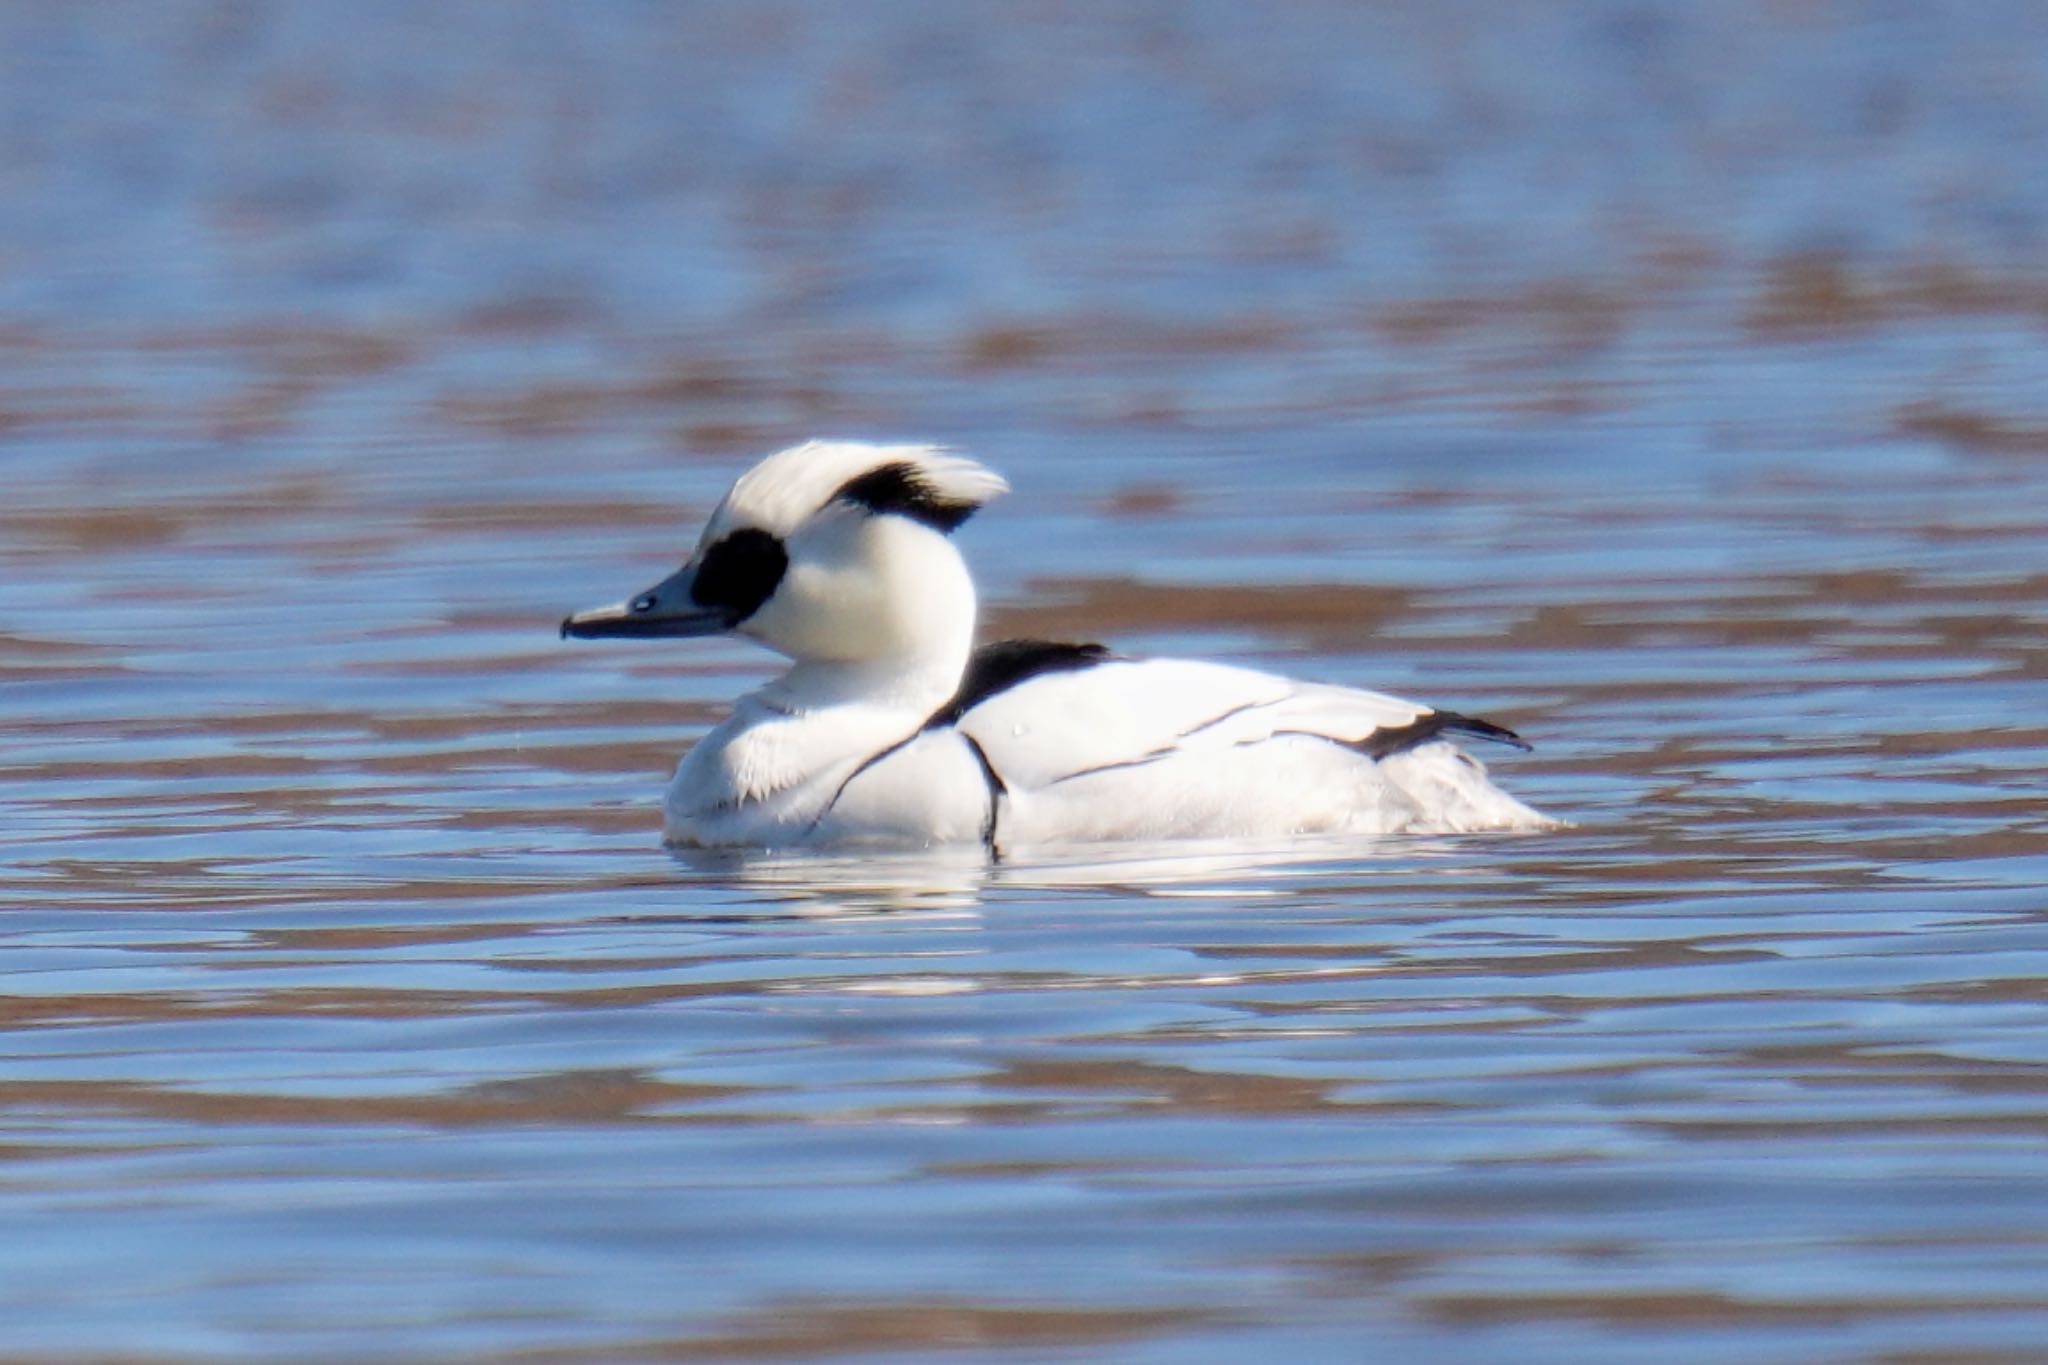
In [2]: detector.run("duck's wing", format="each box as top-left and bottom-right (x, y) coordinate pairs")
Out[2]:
(951, 654), (1524, 794)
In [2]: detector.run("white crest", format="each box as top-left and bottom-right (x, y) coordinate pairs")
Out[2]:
(708, 440), (1009, 540)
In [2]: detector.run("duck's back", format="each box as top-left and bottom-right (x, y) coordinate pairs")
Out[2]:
(940, 651), (1547, 846)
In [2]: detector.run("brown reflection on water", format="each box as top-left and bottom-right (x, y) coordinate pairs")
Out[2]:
(1897, 402), (2048, 458)
(1421, 1288), (2033, 1327)
(958, 316), (1302, 371)
(989, 578), (1413, 650)
(4, 183), (2048, 1365)
(0, 1070), (745, 1130)
(508, 1302), (1222, 1365)
(993, 1058), (1354, 1118)
(1746, 254), (2048, 338)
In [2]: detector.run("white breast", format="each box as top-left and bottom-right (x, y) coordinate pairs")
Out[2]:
(664, 691), (1002, 848)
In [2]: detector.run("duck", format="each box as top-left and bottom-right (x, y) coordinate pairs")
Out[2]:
(562, 440), (1553, 852)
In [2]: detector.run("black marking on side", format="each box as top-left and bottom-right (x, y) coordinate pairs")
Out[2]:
(925, 639), (1114, 729)
(802, 637), (1107, 844)
(832, 461), (984, 533)
(1264, 710), (1530, 761)
(1046, 746), (1177, 786)
(1175, 698), (1270, 740)
(1371, 710), (1530, 756)
(805, 732), (920, 836)
(1041, 695), (1277, 786)
(689, 528), (788, 625)
(959, 732), (1006, 858)
(802, 727), (1015, 857)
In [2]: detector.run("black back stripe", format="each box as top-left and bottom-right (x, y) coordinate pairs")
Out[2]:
(804, 637), (1113, 836)
(925, 639), (1114, 729)
(832, 461), (983, 532)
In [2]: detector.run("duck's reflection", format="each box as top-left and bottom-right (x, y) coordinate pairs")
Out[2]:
(667, 833), (1467, 913)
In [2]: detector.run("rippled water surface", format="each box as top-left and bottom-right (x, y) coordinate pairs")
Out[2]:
(5, 4), (2048, 1362)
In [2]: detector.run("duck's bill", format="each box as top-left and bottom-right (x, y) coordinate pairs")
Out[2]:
(561, 568), (730, 640)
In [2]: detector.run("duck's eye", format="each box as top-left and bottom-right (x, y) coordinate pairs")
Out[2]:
(689, 528), (788, 624)
(631, 594), (657, 613)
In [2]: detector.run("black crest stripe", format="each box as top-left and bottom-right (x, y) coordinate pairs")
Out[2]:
(832, 461), (981, 532)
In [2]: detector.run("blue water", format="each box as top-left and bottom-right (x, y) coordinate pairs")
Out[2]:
(4, 4), (2048, 1361)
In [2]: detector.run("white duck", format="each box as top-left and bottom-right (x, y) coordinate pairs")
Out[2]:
(563, 440), (1552, 852)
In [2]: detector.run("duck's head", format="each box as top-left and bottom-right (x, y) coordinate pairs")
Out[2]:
(562, 441), (1007, 671)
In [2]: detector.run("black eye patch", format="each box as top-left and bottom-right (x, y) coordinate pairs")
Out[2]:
(689, 528), (788, 624)
(831, 461), (980, 532)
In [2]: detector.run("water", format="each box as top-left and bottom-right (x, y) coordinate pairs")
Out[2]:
(4, 4), (2048, 1361)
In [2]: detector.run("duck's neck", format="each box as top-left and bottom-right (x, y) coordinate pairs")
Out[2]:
(746, 515), (981, 720)
(765, 641), (971, 718)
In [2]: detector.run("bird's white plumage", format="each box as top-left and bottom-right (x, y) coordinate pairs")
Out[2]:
(562, 440), (1555, 850)
(708, 439), (1009, 541)
(952, 660), (1418, 792)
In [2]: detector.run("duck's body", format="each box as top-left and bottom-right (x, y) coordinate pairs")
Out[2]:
(669, 648), (1545, 851)
(564, 441), (1552, 852)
